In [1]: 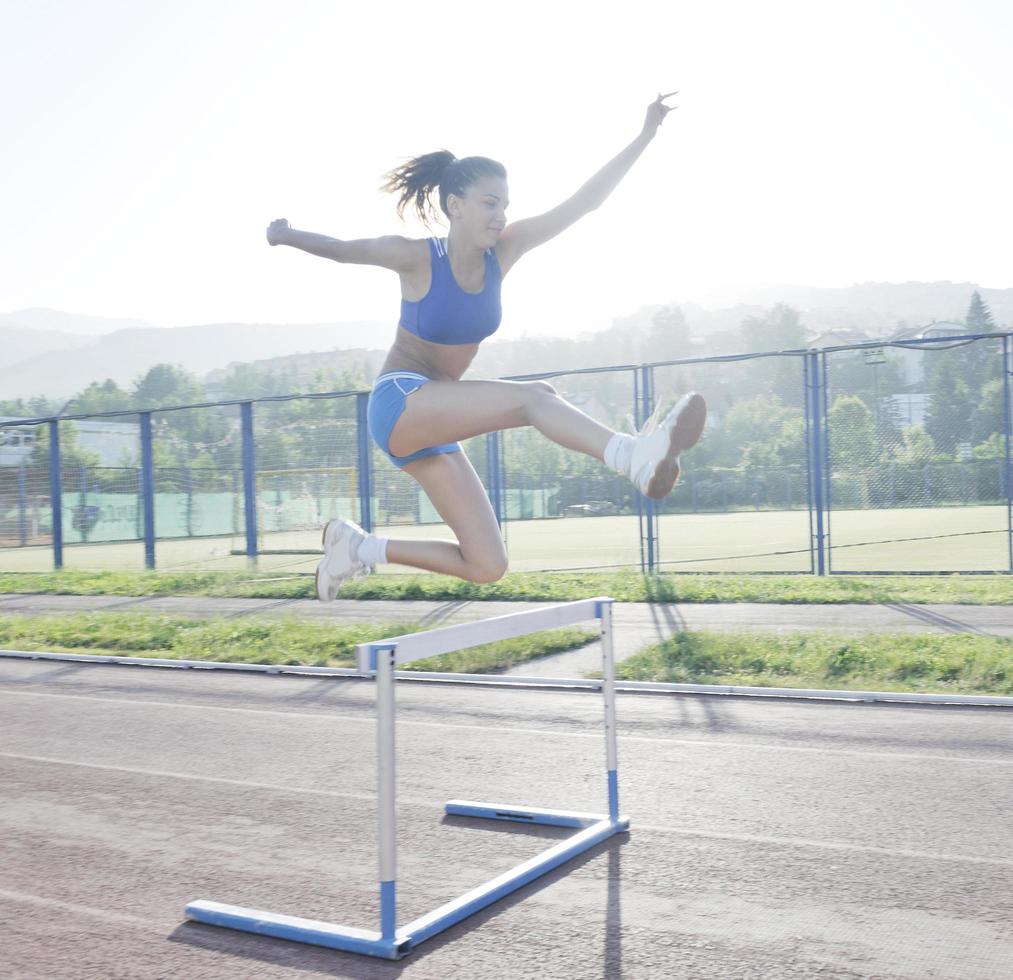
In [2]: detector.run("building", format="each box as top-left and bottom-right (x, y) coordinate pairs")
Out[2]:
(0, 418), (140, 468)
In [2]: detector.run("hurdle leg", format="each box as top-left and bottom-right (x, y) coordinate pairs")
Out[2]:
(600, 600), (621, 823)
(376, 642), (398, 943)
(185, 637), (411, 959)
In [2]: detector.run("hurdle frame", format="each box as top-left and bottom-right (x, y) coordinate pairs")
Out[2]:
(185, 596), (629, 959)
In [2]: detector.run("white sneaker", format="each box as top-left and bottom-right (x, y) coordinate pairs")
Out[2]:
(315, 518), (371, 602)
(628, 392), (707, 499)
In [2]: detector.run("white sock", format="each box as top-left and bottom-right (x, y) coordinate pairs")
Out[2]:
(603, 432), (636, 476)
(355, 534), (388, 566)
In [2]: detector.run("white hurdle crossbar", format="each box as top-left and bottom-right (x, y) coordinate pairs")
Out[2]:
(186, 596), (629, 960)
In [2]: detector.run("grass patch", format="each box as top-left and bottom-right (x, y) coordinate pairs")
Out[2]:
(0, 569), (1012, 605)
(401, 627), (595, 674)
(0, 613), (400, 667)
(614, 631), (1013, 695)
(0, 613), (593, 673)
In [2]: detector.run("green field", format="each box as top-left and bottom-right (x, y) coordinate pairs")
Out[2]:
(0, 505), (1008, 575)
(1, 611), (1008, 694)
(2, 568), (1012, 604)
(0, 613), (595, 674)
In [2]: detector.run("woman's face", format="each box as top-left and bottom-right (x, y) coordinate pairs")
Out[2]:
(448, 176), (509, 246)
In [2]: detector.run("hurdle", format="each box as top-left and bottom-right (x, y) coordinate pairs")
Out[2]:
(185, 596), (629, 959)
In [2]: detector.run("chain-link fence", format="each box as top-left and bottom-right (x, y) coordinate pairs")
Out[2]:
(500, 367), (641, 571)
(1, 331), (1009, 575)
(823, 335), (1010, 572)
(0, 422), (50, 561)
(652, 350), (813, 573)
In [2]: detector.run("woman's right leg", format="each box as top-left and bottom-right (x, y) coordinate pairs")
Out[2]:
(383, 450), (508, 583)
(388, 379), (614, 461)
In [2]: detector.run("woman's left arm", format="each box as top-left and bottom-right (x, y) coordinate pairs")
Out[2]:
(499, 92), (677, 262)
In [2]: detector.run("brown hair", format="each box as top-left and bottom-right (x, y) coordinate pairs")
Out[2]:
(379, 150), (507, 229)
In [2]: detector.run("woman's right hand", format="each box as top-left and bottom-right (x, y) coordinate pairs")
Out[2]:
(266, 218), (291, 246)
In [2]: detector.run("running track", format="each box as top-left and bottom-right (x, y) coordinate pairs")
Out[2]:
(1, 658), (1011, 978)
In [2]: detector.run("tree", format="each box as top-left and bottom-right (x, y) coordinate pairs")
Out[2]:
(738, 303), (806, 354)
(64, 379), (132, 415)
(828, 395), (876, 469)
(220, 364), (298, 401)
(970, 377), (1005, 445)
(924, 357), (974, 455)
(961, 291), (1002, 387)
(966, 290), (997, 333)
(128, 365), (233, 471)
(736, 305), (807, 405)
(646, 305), (691, 362)
(972, 432), (1005, 460)
(825, 348), (905, 446)
(890, 425), (935, 464)
(25, 421), (101, 471)
(132, 364), (204, 410)
(0, 395), (58, 418)
(708, 394), (796, 468)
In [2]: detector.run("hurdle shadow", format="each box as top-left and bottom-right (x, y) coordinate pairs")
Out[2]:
(6, 661), (93, 684)
(169, 833), (627, 978)
(882, 602), (990, 636)
(404, 829), (628, 974)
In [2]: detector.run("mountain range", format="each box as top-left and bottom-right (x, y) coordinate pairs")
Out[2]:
(1, 280), (1009, 401)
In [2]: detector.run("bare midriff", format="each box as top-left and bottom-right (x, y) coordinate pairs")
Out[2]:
(378, 325), (481, 382)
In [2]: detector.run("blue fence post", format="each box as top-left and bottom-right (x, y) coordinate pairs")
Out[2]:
(139, 412), (156, 569)
(240, 402), (258, 560)
(634, 365), (658, 574)
(17, 465), (28, 547)
(805, 352), (827, 575)
(486, 431), (504, 528)
(633, 368), (641, 570)
(803, 357), (815, 573)
(48, 420), (63, 569)
(821, 353), (832, 572)
(1003, 335), (1012, 572)
(356, 393), (373, 533)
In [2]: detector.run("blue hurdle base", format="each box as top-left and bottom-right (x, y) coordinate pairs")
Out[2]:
(183, 900), (411, 959)
(185, 800), (629, 960)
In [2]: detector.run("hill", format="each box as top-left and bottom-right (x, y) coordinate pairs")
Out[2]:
(0, 319), (393, 400)
(1, 281), (1008, 400)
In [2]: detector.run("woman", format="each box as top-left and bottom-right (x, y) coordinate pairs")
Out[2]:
(267, 92), (706, 600)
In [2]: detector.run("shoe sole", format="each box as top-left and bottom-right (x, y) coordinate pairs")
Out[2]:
(645, 392), (707, 500)
(314, 558), (329, 602)
(316, 519), (342, 602)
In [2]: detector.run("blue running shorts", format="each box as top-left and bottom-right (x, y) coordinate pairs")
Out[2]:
(366, 371), (462, 468)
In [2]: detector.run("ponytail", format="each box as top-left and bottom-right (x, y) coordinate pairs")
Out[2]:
(379, 151), (507, 229)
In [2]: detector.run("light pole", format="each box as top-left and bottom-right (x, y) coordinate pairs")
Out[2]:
(863, 346), (886, 437)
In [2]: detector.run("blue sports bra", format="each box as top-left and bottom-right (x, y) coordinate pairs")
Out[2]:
(399, 236), (502, 345)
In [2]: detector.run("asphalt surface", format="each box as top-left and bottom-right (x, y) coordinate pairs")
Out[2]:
(2, 593), (1012, 679)
(1, 656), (1011, 979)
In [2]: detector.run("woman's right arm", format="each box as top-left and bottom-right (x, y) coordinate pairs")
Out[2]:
(266, 219), (420, 272)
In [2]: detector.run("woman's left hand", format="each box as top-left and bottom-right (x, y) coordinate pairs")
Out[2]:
(641, 91), (678, 140)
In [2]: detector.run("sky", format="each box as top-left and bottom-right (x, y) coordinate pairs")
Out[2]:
(2, 0), (1012, 341)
